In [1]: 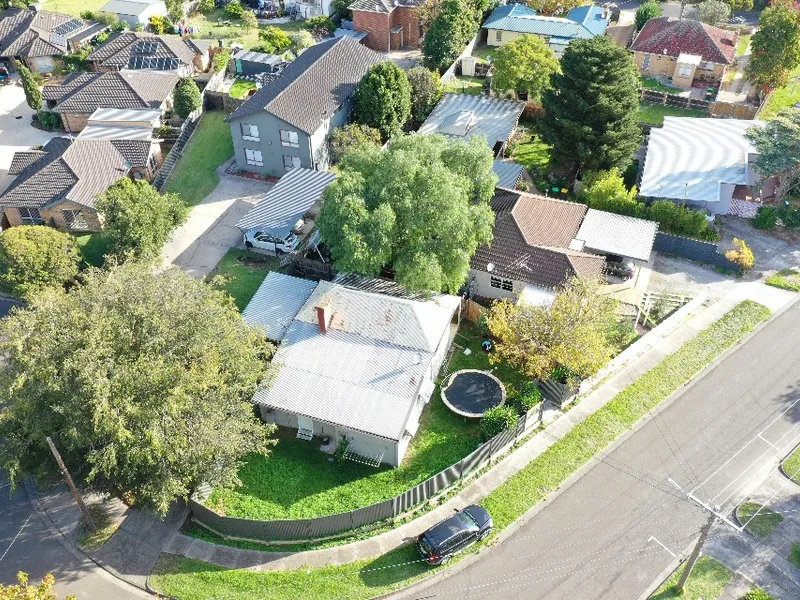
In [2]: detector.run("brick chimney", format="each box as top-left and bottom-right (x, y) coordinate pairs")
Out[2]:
(315, 298), (331, 334)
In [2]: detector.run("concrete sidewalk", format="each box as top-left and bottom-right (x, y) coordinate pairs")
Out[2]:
(160, 282), (797, 573)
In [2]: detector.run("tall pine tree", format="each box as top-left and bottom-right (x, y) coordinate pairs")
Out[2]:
(538, 36), (641, 174)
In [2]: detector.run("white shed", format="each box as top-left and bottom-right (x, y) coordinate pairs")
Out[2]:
(101, 0), (167, 26)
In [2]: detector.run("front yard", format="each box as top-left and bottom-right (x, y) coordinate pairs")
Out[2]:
(638, 102), (709, 126)
(760, 65), (800, 120)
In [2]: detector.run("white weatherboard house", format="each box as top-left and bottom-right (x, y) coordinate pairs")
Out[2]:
(639, 117), (766, 215)
(244, 273), (461, 467)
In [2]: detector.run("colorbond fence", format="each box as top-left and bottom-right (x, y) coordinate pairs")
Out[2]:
(653, 232), (741, 273)
(189, 403), (543, 543)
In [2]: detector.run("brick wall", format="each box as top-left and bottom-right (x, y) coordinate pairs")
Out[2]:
(61, 112), (89, 133)
(392, 6), (421, 48)
(353, 9), (391, 52)
(2, 204), (102, 232)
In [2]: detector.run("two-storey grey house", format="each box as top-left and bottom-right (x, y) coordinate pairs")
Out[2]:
(227, 37), (382, 177)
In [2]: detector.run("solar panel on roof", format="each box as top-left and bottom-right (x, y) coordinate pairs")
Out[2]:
(134, 40), (158, 54)
(53, 19), (84, 36)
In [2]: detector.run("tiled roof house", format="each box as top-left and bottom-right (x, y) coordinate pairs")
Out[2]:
(87, 31), (211, 75)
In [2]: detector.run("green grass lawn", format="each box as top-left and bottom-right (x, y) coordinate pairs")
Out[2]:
(164, 111), (234, 208)
(443, 76), (485, 96)
(472, 44), (498, 62)
(766, 269), (800, 293)
(783, 443), (800, 483)
(73, 233), (112, 268)
(510, 119), (552, 186)
(652, 555), (733, 600)
(77, 505), (119, 551)
(41, 0), (105, 16)
(209, 249), (280, 312)
(737, 502), (784, 538)
(229, 79), (257, 99)
(760, 65), (800, 120)
(151, 301), (771, 600)
(736, 34), (752, 57)
(640, 77), (682, 93)
(638, 102), (710, 126)
(186, 10), (306, 50)
(789, 544), (800, 570)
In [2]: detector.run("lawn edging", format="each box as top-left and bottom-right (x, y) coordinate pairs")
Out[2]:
(150, 300), (773, 600)
(779, 442), (800, 484)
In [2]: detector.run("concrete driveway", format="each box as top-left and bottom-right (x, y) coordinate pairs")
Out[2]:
(0, 82), (59, 194)
(161, 170), (273, 278)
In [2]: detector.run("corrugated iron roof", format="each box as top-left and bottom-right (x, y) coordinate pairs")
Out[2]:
(576, 209), (658, 261)
(483, 4), (609, 41)
(492, 160), (524, 190)
(418, 93), (525, 148)
(243, 271), (319, 342)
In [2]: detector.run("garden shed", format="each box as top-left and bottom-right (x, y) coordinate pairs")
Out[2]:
(232, 49), (283, 76)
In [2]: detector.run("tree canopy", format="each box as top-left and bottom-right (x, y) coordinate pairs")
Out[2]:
(406, 66), (443, 128)
(291, 30), (316, 53)
(487, 278), (619, 382)
(528, 0), (589, 15)
(0, 225), (80, 300)
(257, 26), (292, 54)
(329, 123), (382, 164)
(353, 62), (412, 141)
(0, 572), (75, 600)
(95, 178), (188, 262)
(422, 0), (477, 72)
(634, 0), (662, 30)
(19, 66), (42, 112)
(491, 34), (560, 100)
(746, 109), (800, 198)
(317, 134), (497, 293)
(694, 0), (731, 25)
(746, 0), (800, 90)
(581, 168), (641, 215)
(0, 263), (275, 515)
(173, 78), (201, 119)
(539, 36), (641, 174)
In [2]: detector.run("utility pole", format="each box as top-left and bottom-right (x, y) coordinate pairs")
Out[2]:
(46, 437), (96, 531)
(677, 513), (714, 591)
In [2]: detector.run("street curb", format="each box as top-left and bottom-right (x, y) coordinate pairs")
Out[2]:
(384, 294), (800, 600)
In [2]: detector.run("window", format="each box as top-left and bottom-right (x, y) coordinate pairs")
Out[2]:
(283, 155), (301, 171)
(501, 279), (513, 291)
(18, 207), (43, 225)
(490, 276), (501, 289)
(678, 64), (692, 78)
(245, 148), (263, 166)
(700, 61), (715, 71)
(495, 30), (502, 42)
(280, 129), (299, 148)
(490, 276), (513, 291)
(642, 53), (651, 69)
(240, 123), (259, 141)
(62, 209), (88, 230)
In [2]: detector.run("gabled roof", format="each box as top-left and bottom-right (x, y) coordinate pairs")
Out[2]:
(417, 93), (525, 148)
(45, 71), (178, 114)
(576, 209), (658, 261)
(227, 37), (382, 134)
(0, 137), (151, 210)
(639, 117), (763, 204)
(471, 188), (605, 289)
(349, 0), (421, 13)
(243, 271), (318, 342)
(483, 3), (609, 41)
(87, 31), (199, 69)
(630, 17), (736, 65)
(236, 167), (337, 233)
(0, 8), (94, 57)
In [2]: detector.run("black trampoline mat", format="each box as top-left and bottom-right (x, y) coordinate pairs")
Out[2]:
(444, 371), (504, 414)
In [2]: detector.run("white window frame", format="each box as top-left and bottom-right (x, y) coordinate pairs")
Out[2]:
(245, 148), (263, 167)
(495, 30), (502, 42)
(678, 64), (692, 78)
(700, 61), (715, 71)
(62, 209), (88, 230)
(501, 279), (513, 291)
(240, 123), (259, 142)
(18, 207), (44, 225)
(283, 155), (301, 171)
(280, 129), (299, 148)
(642, 53), (651, 69)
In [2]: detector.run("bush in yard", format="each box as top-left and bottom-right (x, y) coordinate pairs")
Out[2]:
(0, 262), (276, 516)
(291, 30), (316, 54)
(37, 110), (62, 130)
(778, 205), (800, 228)
(149, 14), (172, 34)
(743, 590), (776, 600)
(199, 0), (214, 12)
(165, 0), (183, 21)
(225, 0), (244, 17)
(423, 0), (476, 72)
(492, 34), (560, 101)
(213, 49), (231, 73)
(258, 25), (292, 54)
(240, 9), (258, 31)
(634, 0), (662, 30)
(96, 179), (188, 262)
(0, 226), (80, 300)
(173, 77), (201, 119)
(746, 1), (800, 91)
(480, 405), (519, 440)
(754, 205), (778, 230)
(694, 0), (730, 25)
(0, 572), (75, 600)
(332, 0), (352, 19)
(328, 123), (382, 163)
(726, 237), (755, 271)
(581, 168), (644, 217)
(19, 65), (42, 111)
(353, 62), (412, 141)
(476, 310), (491, 338)
(747, 110), (800, 200)
(507, 382), (542, 416)
(406, 66), (442, 128)
(303, 15), (336, 35)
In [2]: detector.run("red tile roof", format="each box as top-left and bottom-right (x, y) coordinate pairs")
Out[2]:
(630, 17), (736, 65)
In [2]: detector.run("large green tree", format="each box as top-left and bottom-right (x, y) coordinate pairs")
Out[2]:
(0, 263), (275, 515)
(528, 0), (590, 15)
(318, 134), (497, 293)
(491, 34), (560, 100)
(422, 0), (476, 72)
(539, 36), (641, 174)
(173, 78), (202, 119)
(746, 0), (800, 91)
(406, 66), (443, 128)
(353, 62), (412, 141)
(0, 225), (80, 300)
(581, 168), (643, 216)
(694, 0), (731, 25)
(747, 109), (800, 200)
(96, 178), (188, 261)
(635, 1), (662, 30)
(19, 66), (42, 111)
(329, 123), (382, 164)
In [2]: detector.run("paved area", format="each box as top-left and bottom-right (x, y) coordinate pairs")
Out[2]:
(161, 166), (272, 278)
(398, 289), (800, 600)
(0, 82), (58, 194)
(0, 475), (149, 599)
(0, 296), (22, 318)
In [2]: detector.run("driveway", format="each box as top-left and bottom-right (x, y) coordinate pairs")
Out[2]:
(0, 82), (59, 194)
(161, 169), (273, 278)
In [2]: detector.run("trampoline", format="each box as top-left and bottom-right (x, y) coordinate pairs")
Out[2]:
(441, 369), (506, 418)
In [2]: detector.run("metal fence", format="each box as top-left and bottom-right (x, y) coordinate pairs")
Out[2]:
(189, 403), (544, 543)
(653, 232), (741, 273)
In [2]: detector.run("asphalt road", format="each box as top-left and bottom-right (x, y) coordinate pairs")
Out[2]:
(618, 0), (760, 26)
(0, 298), (21, 319)
(0, 477), (148, 599)
(404, 301), (800, 600)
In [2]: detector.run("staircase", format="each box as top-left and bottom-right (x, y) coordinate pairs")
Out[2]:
(153, 115), (201, 191)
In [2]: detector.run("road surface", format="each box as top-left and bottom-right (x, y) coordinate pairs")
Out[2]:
(403, 301), (800, 600)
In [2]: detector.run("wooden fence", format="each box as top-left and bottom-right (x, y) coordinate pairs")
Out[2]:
(463, 298), (488, 323)
(639, 89), (711, 112)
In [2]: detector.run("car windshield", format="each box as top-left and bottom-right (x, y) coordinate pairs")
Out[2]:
(419, 535), (435, 555)
(457, 511), (478, 529)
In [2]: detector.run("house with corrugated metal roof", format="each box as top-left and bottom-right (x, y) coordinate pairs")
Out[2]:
(243, 272), (461, 467)
(483, 4), (610, 57)
(226, 37), (382, 177)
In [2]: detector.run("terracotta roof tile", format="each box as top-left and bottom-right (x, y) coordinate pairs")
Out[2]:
(630, 17), (736, 65)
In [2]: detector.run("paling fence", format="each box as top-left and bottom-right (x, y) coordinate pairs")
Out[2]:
(189, 403), (543, 543)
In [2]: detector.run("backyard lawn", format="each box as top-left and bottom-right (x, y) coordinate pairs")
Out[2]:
(472, 44), (498, 62)
(73, 233), (112, 268)
(443, 76), (485, 96)
(41, 0), (105, 15)
(186, 10), (306, 50)
(638, 101), (709, 126)
(760, 65), (800, 120)
(652, 555), (733, 600)
(165, 111), (234, 207)
(736, 33), (751, 57)
(510, 119), (552, 189)
(209, 249), (280, 312)
(640, 77), (682, 94)
(229, 79), (257, 99)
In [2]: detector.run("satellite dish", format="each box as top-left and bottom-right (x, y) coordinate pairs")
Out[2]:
(487, 262), (495, 273)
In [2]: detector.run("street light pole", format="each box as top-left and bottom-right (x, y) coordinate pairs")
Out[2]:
(46, 436), (97, 531)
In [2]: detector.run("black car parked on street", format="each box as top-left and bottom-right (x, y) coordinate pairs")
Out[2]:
(417, 505), (493, 565)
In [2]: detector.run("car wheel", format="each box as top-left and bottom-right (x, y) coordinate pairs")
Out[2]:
(478, 528), (492, 541)
(439, 555), (451, 566)
(245, 241), (253, 249)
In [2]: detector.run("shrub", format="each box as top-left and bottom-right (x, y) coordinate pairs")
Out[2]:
(290, 30), (315, 53)
(213, 49), (231, 73)
(37, 110), (62, 130)
(726, 237), (755, 271)
(480, 405), (519, 440)
(778, 205), (800, 228)
(353, 62), (412, 141)
(328, 123), (382, 163)
(0, 226), (81, 300)
(199, 0), (215, 12)
(507, 382), (541, 415)
(240, 9), (257, 30)
(476, 310), (491, 338)
(332, 0), (352, 19)
(173, 77), (202, 119)
(754, 205), (778, 230)
(19, 65), (42, 111)
(635, 0), (662, 30)
(149, 14), (173, 34)
(258, 26), (292, 54)
(406, 66), (442, 128)
(303, 15), (336, 35)
(225, 0), (244, 17)
(80, 9), (96, 19)
(743, 589), (776, 600)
